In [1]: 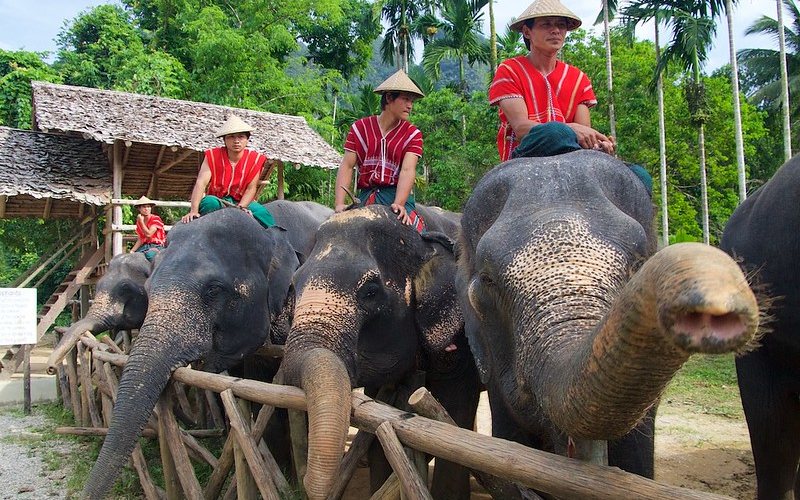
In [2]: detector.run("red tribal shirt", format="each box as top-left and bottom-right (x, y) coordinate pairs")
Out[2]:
(489, 56), (597, 161)
(344, 116), (423, 189)
(204, 147), (267, 201)
(135, 214), (166, 246)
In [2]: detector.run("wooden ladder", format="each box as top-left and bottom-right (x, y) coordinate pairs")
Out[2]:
(0, 246), (105, 378)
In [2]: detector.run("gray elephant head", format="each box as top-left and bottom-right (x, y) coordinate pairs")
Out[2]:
(82, 208), (300, 499)
(46, 252), (151, 374)
(282, 204), (473, 499)
(457, 151), (759, 473)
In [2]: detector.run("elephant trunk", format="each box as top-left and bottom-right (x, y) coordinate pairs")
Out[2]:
(82, 320), (204, 499)
(285, 348), (351, 500)
(46, 292), (119, 374)
(536, 243), (758, 440)
(284, 284), (358, 499)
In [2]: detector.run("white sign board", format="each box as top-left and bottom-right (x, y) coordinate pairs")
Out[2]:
(0, 288), (37, 345)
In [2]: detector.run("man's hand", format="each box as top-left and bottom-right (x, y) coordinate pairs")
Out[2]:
(335, 203), (348, 213)
(237, 205), (253, 217)
(391, 203), (411, 225)
(567, 123), (614, 153)
(181, 211), (200, 224)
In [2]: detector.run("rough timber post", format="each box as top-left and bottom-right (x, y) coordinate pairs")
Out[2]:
(112, 140), (123, 256)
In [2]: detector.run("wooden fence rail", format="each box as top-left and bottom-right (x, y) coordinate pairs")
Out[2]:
(50, 331), (734, 500)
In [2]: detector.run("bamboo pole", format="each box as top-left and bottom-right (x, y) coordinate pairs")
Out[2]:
(375, 421), (432, 500)
(220, 389), (280, 500)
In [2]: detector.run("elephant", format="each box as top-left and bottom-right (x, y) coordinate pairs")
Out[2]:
(46, 252), (152, 374)
(265, 199), (334, 256)
(721, 154), (800, 500)
(455, 150), (760, 490)
(282, 203), (481, 500)
(82, 207), (302, 499)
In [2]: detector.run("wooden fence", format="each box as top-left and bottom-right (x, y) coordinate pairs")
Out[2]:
(50, 328), (734, 500)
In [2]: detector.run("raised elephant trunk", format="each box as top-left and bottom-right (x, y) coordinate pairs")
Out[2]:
(532, 243), (758, 440)
(46, 292), (119, 374)
(82, 320), (205, 499)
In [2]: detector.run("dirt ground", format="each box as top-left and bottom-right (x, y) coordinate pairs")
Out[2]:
(344, 392), (756, 499)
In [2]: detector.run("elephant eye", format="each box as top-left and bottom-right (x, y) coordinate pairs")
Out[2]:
(358, 280), (381, 300)
(479, 272), (496, 288)
(203, 281), (228, 304)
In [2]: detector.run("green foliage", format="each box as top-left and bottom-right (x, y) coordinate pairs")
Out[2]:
(0, 49), (62, 129)
(296, 0), (381, 81)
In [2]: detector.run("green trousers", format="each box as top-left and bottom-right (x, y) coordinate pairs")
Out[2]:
(198, 195), (275, 229)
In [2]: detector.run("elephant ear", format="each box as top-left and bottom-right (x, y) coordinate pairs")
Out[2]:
(265, 227), (301, 341)
(414, 232), (464, 352)
(454, 239), (491, 384)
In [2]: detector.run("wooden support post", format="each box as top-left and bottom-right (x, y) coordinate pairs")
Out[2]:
(288, 408), (309, 496)
(81, 345), (102, 427)
(131, 443), (165, 500)
(232, 400), (258, 500)
(66, 346), (81, 420)
(76, 344), (91, 426)
(23, 345), (31, 415)
(277, 162), (285, 200)
(205, 389), (225, 430)
(112, 141), (123, 256)
(220, 389), (280, 500)
(326, 429), (375, 500)
(95, 362), (114, 427)
(408, 387), (525, 499)
(370, 473), (401, 500)
(161, 388), (204, 498)
(375, 421), (432, 500)
(157, 397), (183, 500)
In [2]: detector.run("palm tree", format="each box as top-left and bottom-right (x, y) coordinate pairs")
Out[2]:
(489, 0), (498, 74)
(420, 0), (490, 89)
(379, 0), (423, 71)
(496, 21), (526, 61)
(623, 0), (721, 244)
(724, 0), (748, 202)
(739, 0), (798, 160)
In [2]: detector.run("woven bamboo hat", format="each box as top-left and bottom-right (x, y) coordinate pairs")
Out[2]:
(134, 196), (155, 207)
(510, 0), (582, 32)
(373, 70), (425, 98)
(215, 115), (253, 138)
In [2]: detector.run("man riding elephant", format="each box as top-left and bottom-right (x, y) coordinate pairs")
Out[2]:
(181, 114), (275, 228)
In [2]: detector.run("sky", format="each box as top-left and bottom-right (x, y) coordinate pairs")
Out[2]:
(0, 0), (782, 71)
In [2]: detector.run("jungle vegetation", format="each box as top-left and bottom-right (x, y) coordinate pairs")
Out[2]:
(0, 0), (795, 298)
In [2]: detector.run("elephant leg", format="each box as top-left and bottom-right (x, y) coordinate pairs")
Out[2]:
(608, 405), (656, 478)
(426, 358), (481, 500)
(737, 350), (800, 500)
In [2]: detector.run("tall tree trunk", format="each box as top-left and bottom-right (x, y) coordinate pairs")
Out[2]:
(699, 122), (710, 245)
(489, 0), (497, 74)
(603, 0), (617, 139)
(726, 0), (747, 202)
(777, 0), (793, 160)
(655, 23), (669, 247)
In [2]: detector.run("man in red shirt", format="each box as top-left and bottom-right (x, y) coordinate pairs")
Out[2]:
(489, 0), (615, 162)
(130, 196), (166, 261)
(334, 70), (426, 232)
(181, 115), (275, 228)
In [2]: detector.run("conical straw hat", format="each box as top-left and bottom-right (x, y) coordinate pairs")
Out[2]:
(215, 114), (253, 138)
(373, 70), (425, 98)
(510, 0), (582, 32)
(134, 196), (155, 207)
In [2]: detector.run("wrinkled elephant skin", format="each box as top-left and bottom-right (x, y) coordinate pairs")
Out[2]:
(456, 151), (759, 486)
(82, 208), (301, 499)
(721, 154), (800, 500)
(283, 204), (481, 500)
(46, 252), (151, 374)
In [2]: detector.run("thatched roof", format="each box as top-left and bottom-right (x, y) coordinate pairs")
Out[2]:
(31, 82), (341, 170)
(0, 127), (110, 218)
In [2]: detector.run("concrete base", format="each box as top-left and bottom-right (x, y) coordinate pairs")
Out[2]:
(0, 374), (58, 405)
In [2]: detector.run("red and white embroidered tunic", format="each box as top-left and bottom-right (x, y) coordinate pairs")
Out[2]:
(344, 116), (423, 189)
(489, 56), (597, 161)
(135, 214), (166, 246)
(204, 147), (267, 201)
